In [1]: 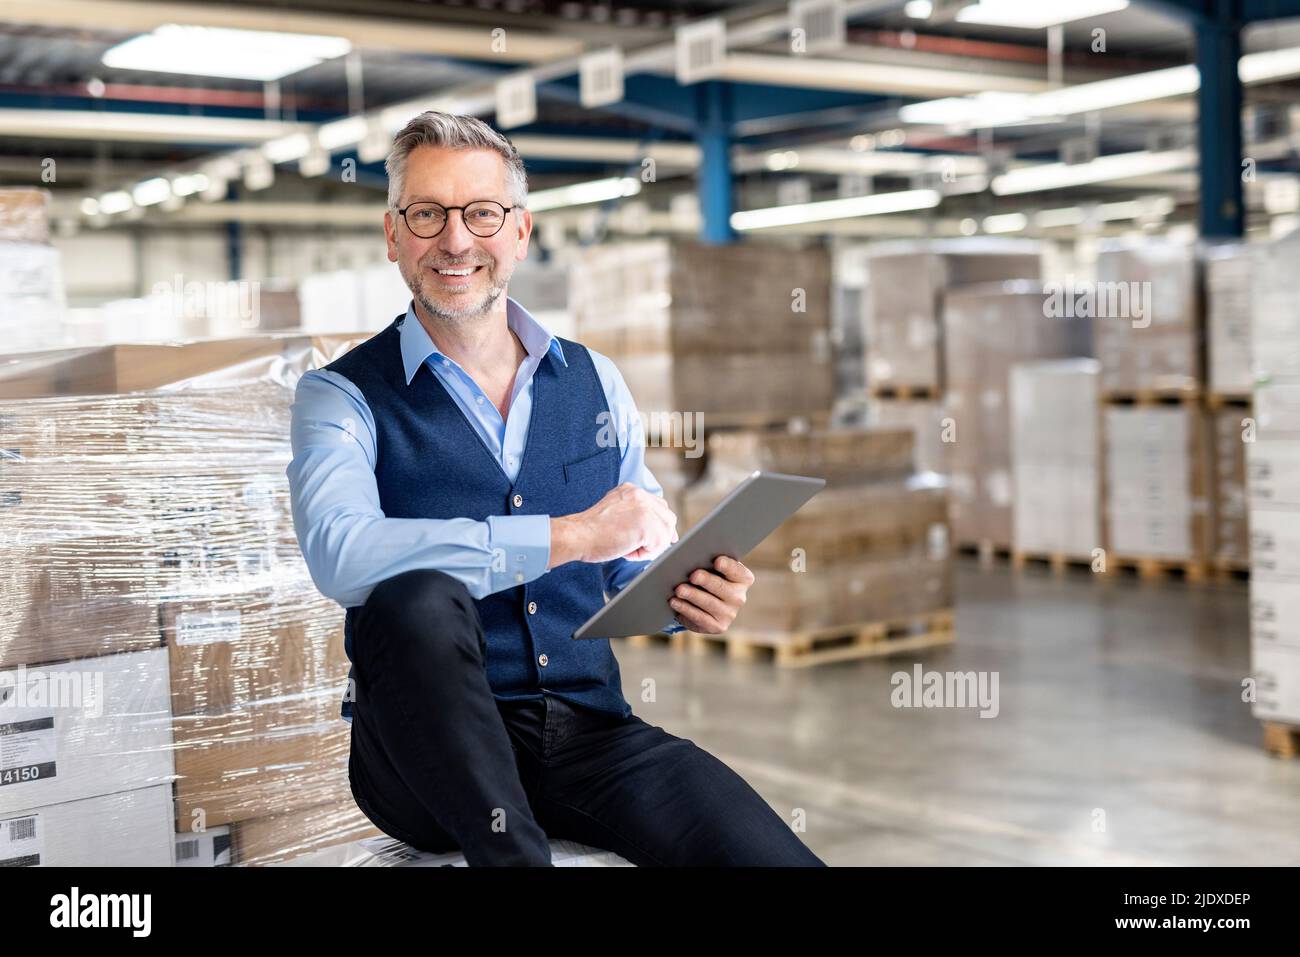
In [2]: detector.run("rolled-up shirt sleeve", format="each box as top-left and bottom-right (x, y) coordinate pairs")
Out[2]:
(588, 351), (687, 636)
(287, 368), (550, 609)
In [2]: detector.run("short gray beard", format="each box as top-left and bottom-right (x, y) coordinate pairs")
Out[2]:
(403, 257), (513, 323)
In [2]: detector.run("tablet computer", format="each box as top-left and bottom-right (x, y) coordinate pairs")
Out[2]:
(572, 470), (826, 640)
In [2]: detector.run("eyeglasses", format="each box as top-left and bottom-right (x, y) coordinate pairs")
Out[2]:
(396, 200), (515, 239)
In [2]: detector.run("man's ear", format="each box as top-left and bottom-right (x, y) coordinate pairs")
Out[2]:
(514, 207), (532, 263)
(384, 209), (399, 263)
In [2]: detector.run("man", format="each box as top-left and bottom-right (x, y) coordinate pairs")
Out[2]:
(288, 111), (824, 867)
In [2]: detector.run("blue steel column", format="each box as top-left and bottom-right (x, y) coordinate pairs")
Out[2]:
(1195, 15), (1244, 238)
(696, 81), (736, 245)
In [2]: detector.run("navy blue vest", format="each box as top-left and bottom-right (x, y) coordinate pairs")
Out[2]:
(325, 315), (631, 723)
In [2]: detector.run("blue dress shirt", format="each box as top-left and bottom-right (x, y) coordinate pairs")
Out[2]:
(287, 296), (684, 634)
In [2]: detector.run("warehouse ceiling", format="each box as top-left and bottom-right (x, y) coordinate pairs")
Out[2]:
(0, 0), (1297, 237)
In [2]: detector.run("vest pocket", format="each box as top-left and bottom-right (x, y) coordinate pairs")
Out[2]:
(561, 447), (618, 485)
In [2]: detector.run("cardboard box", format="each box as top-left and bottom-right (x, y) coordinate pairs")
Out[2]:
(686, 473), (948, 567)
(943, 283), (1093, 548)
(1094, 241), (1203, 394)
(1103, 405), (1211, 561)
(1251, 644), (1300, 725)
(1203, 243), (1255, 395)
(1250, 508), (1300, 579)
(1010, 360), (1101, 557)
(860, 240), (1042, 392)
(0, 648), (174, 814)
(1252, 232), (1300, 380)
(1250, 577), (1300, 652)
(1210, 406), (1250, 564)
(161, 593), (347, 716)
(1248, 438), (1300, 507)
(171, 691), (351, 829)
(231, 798), (383, 866)
(735, 551), (953, 634)
(0, 785), (174, 866)
(571, 240), (835, 422)
(174, 824), (233, 866)
(704, 427), (914, 486)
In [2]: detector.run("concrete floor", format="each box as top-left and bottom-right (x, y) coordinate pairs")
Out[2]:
(618, 562), (1300, 866)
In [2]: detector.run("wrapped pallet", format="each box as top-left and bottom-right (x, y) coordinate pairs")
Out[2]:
(0, 333), (374, 865)
(1093, 240), (1202, 395)
(1009, 360), (1101, 560)
(682, 427), (952, 653)
(1103, 405), (1211, 562)
(942, 282), (1094, 550)
(860, 238), (1042, 393)
(570, 239), (834, 424)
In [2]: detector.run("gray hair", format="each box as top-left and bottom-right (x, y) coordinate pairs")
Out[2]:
(385, 111), (528, 211)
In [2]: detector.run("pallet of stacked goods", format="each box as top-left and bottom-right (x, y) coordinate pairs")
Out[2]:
(658, 426), (953, 667)
(570, 238), (836, 430)
(570, 238), (838, 532)
(1247, 230), (1300, 757)
(1008, 359), (1103, 575)
(1093, 240), (1213, 582)
(942, 281), (1094, 563)
(843, 240), (1046, 560)
(0, 332), (383, 866)
(1203, 241), (1256, 580)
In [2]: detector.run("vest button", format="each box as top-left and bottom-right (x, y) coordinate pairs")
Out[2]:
(538, 653), (549, 667)
(512, 493), (523, 508)
(527, 600), (537, 615)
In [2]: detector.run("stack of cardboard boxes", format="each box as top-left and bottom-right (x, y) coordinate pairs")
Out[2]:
(0, 334), (381, 865)
(1249, 231), (1300, 734)
(681, 427), (952, 656)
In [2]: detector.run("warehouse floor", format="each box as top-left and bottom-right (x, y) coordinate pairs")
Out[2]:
(618, 563), (1300, 866)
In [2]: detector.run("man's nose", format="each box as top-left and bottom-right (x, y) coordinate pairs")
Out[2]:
(436, 209), (476, 256)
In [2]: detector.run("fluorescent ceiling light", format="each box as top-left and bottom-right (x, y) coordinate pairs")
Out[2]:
(263, 133), (315, 164)
(98, 191), (133, 215)
(903, 0), (933, 16)
(171, 173), (209, 197)
(900, 91), (1034, 126)
(956, 0), (1129, 29)
(982, 212), (1028, 233)
(992, 150), (1192, 195)
(131, 177), (171, 206)
(318, 116), (368, 150)
(102, 25), (350, 82)
(529, 177), (641, 212)
(731, 188), (941, 230)
(79, 198), (99, 216)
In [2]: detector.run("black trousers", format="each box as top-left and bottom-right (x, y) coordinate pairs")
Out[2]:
(346, 569), (826, 867)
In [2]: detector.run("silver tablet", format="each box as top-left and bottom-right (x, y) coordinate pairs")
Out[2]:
(572, 470), (826, 640)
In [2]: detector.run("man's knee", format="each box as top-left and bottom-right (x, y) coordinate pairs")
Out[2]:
(358, 569), (477, 647)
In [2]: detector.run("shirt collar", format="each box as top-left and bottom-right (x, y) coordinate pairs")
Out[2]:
(399, 294), (567, 385)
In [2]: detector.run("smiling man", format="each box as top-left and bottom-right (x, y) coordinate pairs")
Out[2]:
(287, 111), (824, 867)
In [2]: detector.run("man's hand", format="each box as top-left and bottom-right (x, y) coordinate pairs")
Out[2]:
(668, 556), (754, 635)
(548, 483), (678, 569)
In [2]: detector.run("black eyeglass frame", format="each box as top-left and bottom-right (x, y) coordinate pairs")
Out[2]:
(395, 200), (516, 239)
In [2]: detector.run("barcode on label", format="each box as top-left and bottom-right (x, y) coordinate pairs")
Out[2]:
(176, 838), (199, 861)
(7, 817), (34, 841)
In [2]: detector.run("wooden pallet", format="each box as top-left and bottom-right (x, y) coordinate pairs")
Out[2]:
(1209, 558), (1250, 582)
(1104, 555), (1209, 583)
(1262, 722), (1300, 759)
(626, 610), (955, 668)
(1011, 551), (1099, 575)
(1102, 389), (1201, 406)
(1204, 393), (1252, 410)
(957, 540), (1013, 566)
(868, 384), (941, 401)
